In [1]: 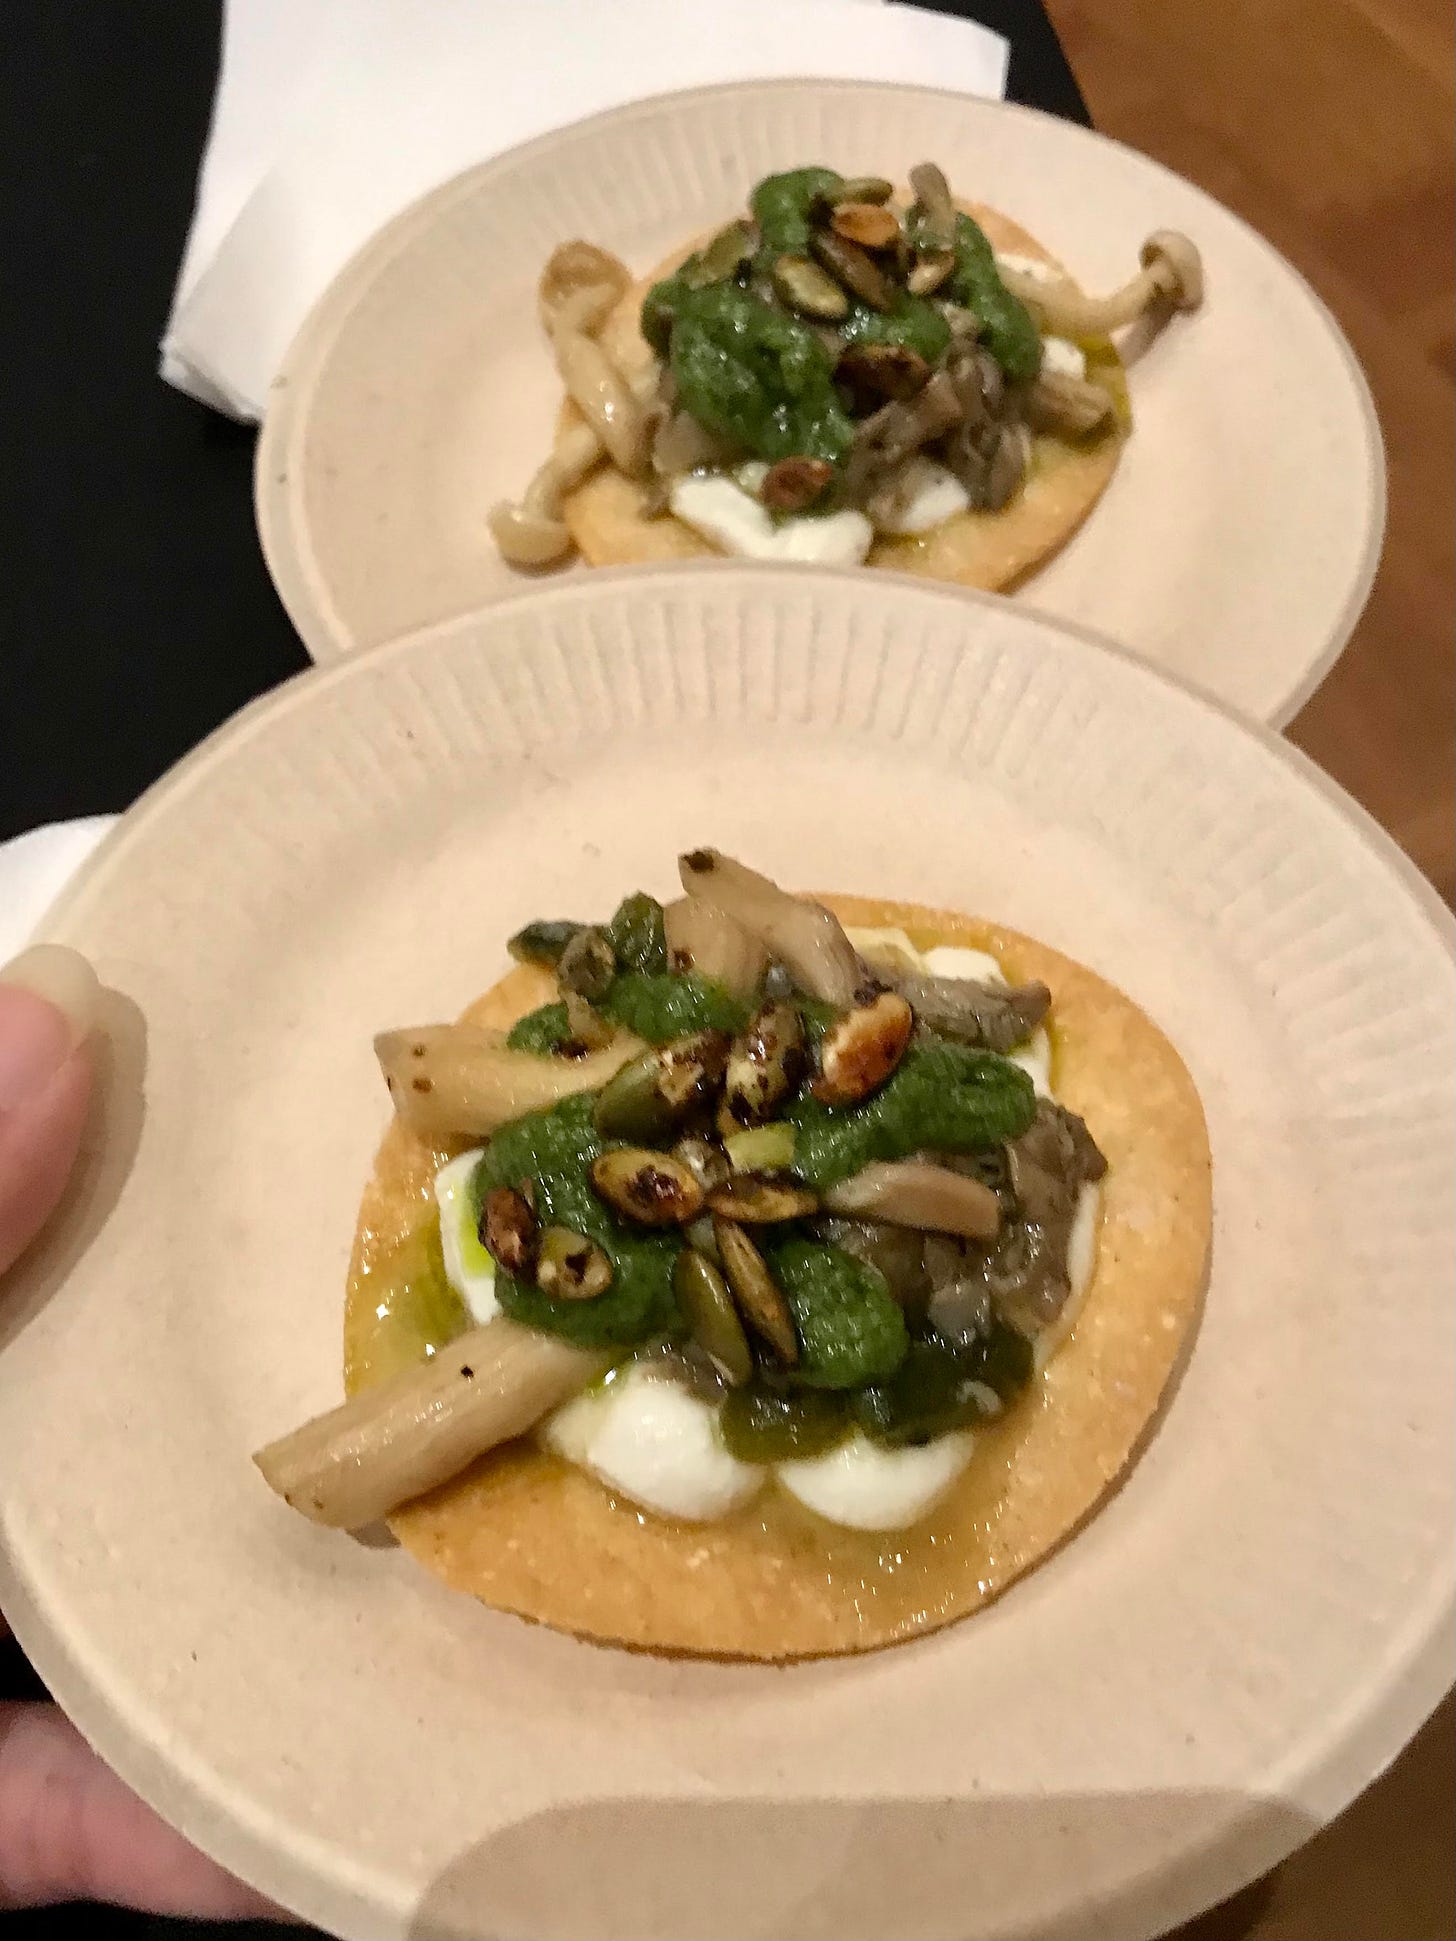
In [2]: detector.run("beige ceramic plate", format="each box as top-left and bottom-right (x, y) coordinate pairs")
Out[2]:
(256, 80), (1383, 727)
(1, 567), (1449, 1941)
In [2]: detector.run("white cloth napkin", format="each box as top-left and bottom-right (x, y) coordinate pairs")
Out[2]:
(0, 819), (118, 966)
(161, 0), (1009, 419)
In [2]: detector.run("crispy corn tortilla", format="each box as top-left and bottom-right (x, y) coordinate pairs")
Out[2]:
(343, 897), (1210, 1660)
(558, 206), (1127, 592)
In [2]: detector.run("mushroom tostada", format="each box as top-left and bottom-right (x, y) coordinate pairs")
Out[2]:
(490, 163), (1203, 592)
(257, 852), (1210, 1659)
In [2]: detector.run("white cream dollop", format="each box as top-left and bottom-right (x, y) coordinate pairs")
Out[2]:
(669, 473), (873, 566)
(777, 1428), (977, 1530)
(871, 457), (971, 536)
(433, 1149), (499, 1324)
(1039, 336), (1087, 381)
(544, 1363), (763, 1521)
(996, 251), (1059, 287)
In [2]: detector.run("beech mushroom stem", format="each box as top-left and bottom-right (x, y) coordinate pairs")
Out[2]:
(998, 230), (1204, 339)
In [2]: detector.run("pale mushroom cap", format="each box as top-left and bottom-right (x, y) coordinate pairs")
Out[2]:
(1140, 230), (1204, 311)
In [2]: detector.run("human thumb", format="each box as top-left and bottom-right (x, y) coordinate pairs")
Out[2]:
(0, 946), (98, 1278)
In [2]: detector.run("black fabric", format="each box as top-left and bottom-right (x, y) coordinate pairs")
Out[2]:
(0, 1), (1085, 1931)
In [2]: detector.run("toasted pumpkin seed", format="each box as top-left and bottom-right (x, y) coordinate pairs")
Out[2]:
(771, 253), (850, 320)
(535, 1227), (613, 1300)
(674, 1249), (753, 1385)
(590, 1149), (705, 1226)
(593, 1031), (728, 1141)
(760, 456), (834, 514)
(714, 1216), (799, 1364)
(825, 176), (895, 207)
(682, 218), (756, 289)
(809, 229), (896, 310)
(830, 202), (901, 250)
(478, 1185), (537, 1274)
(657, 1028), (730, 1107)
(812, 991), (914, 1106)
(724, 1001), (806, 1125)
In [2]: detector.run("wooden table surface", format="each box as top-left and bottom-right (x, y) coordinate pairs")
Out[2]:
(1047, 0), (1455, 905)
(1044, 3), (1455, 1936)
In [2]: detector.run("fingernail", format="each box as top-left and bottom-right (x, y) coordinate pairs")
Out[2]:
(0, 947), (100, 1111)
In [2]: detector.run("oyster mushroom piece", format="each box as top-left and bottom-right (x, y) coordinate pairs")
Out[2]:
(253, 1319), (608, 1529)
(961, 1101), (1109, 1333)
(824, 1160), (1001, 1239)
(997, 229), (1205, 338)
(677, 849), (863, 1009)
(875, 968), (1051, 1054)
(663, 896), (768, 998)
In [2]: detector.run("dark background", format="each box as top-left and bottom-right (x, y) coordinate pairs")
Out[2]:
(0, 2), (1083, 1933)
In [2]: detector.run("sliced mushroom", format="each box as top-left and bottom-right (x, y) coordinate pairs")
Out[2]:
(824, 1160), (1000, 1239)
(997, 230), (1204, 338)
(253, 1319), (607, 1528)
(923, 1235), (994, 1348)
(377, 1026), (639, 1138)
(663, 895), (769, 998)
(677, 849), (862, 1009)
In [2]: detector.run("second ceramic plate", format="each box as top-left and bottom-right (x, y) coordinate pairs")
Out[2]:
(257, 79), (1383, 724)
